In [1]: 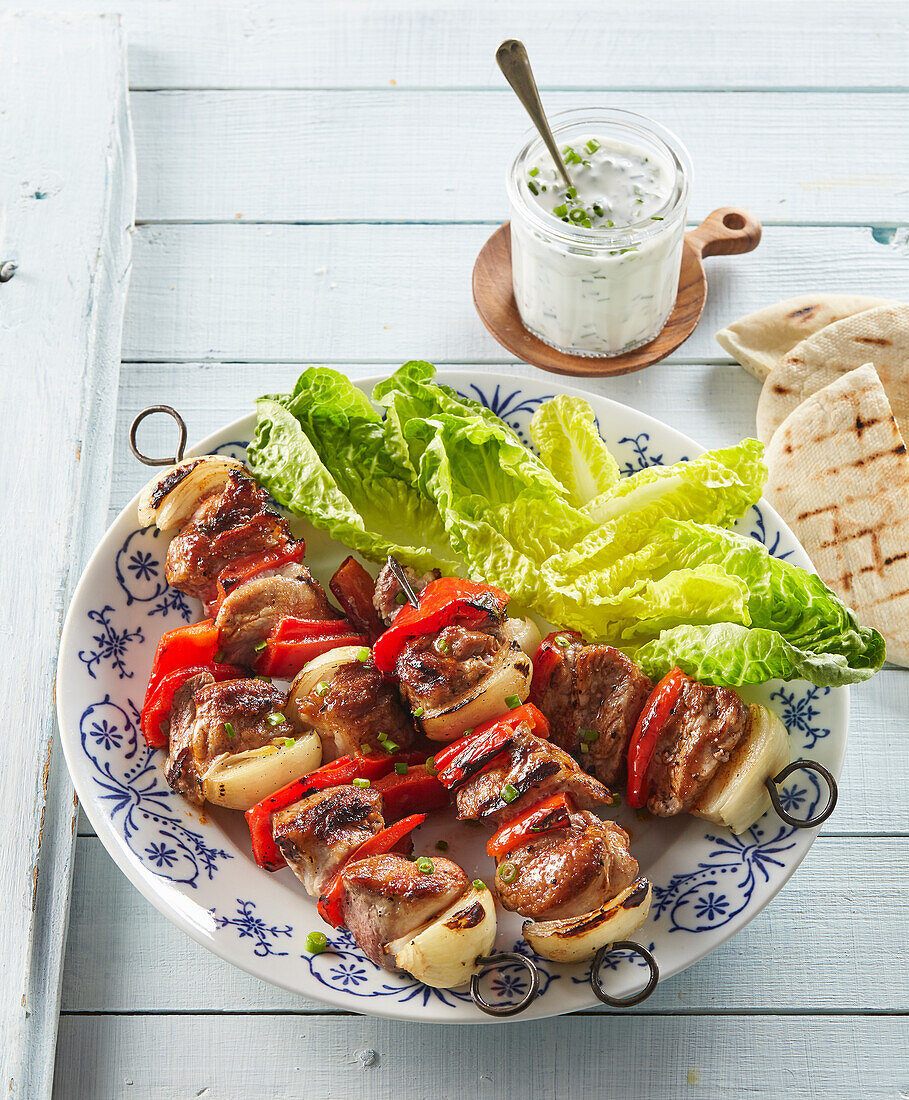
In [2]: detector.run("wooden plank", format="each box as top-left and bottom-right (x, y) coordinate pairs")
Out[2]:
(122, 224), (909, 363)
(132, 90), (909, 225)
(54, 1012), (909, 1098)
(16, 0), (909, 90)
(60, 835), (909, 1014)
(0, 13), (135, 1099)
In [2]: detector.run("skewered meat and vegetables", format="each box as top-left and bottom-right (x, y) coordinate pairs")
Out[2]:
(372, 560), (440, 626)
(531, 630), (651, 787)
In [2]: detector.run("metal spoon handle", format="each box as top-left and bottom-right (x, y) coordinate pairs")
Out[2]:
(496, 39), (572, 190)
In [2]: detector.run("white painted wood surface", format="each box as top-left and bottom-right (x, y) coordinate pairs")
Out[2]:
(4, 0), (899, 1095)
(0, 12), (135, 1100)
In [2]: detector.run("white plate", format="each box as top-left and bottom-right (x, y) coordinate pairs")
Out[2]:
(57, 370), (847, 1022)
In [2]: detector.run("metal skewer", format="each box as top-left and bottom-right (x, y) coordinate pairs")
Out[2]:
(129, 405), (188, 466)
(765, 759), (838, 828)
(386, 555), (420, 608)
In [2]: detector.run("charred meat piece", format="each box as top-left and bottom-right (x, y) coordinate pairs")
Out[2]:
(396, 624), (501, 712)
(373, 562), (440, 626)
(299, 659), (415, 756)
(215, 565), (339, 666)
(455, 726), (613, 825)
(535, 640), (651, 787)
(165, 676), (287, 805)
(165, 470), (292, 606)
(272, 785), (385, 896)
(495, 811), (638, 922)
(338, 853), (468, 970)
(646, 677), (750, 817)
(330, 556), (384, 641)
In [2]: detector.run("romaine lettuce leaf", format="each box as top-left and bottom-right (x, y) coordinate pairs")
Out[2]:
(529, 394), (621, 506)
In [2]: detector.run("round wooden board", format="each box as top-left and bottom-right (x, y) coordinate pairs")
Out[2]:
(472, 207), (762, 378)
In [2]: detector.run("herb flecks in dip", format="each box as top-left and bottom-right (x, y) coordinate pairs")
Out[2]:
(526, 137), (674, 231)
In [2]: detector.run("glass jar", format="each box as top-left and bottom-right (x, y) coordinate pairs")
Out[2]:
(506, 107), (692, 358)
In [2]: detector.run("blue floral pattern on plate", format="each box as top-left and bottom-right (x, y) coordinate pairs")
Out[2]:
(60, 373), (846, 1020)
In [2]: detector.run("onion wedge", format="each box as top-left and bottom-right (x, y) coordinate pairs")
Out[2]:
(522, 878), (652, 964)
(501, 616), (542, 658)
(691, 704), (791, 835)
(200, 731), (321, 810)
(421, 640), (533, 743)
(137, 455), (245, 531)
(387, 883), (497, 988)
(286, 645), (367, 734)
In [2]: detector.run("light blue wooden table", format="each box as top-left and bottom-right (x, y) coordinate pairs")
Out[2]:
(19, 1), (909, 1095)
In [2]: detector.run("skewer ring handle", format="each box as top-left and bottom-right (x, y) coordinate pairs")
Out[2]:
(470, 951), (540, 1017)
(129, 405), (188, 467)
(590, 941), (659, 1007)
(765, 759), (838, 828)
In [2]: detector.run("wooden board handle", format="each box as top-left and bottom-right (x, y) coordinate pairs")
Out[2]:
(685, 207), (762, 260)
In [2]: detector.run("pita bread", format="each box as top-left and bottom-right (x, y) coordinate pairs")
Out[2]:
(715, 294), (897, 381)
(756, 303), (909, 444)
(765, 363), (909, 667)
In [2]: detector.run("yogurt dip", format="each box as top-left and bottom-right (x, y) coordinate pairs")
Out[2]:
(507, 109), (692, 357)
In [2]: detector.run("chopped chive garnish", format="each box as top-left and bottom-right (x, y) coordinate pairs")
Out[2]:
(352, 777), (370, 789)
(472, 878), (486, 890)
(396, 591), (408, 605)
(592, 204), (605, 218)
(425, 756), (437, 775)
(528, 166), (539, 177)
(651, 215), (664, 220)
(394, 762), (408, 775)
(585, 138), (601, 154)
(383, 740), (400, 754)
(214, 650), (225, 664)
(256, 674), (272, 683)
(501, 782), (519, 804)
(555, 634), (573, 647)
(224, 722), (235, 739)
(528, 181), (539, 195)
(566, 186), (578, 200)
(580, 742), (589, 753)
(435, 839), (449, 851)
(553, 203), (568, 218)
(437, 638), (451, 654)
(611, 792), (623, 807)
(356, 647), (370, 662)
(582, 728), (599, 742)
(416, 857), (434, 874)
(413, 707), (424, 718)
(254, 640), (267, 653)
(283, 737), (295, 748)
(360, 743), (373, 754)
(377, 731), (388, 742)
(499, 861), (518, 884)
(315, 680), (330, 696)
(505, 695), (522, 709)
(607, 220), (615, 227)
(306, 931), (328, 954)
(619, 247), (638, 254)
(266, 712), (286, 726)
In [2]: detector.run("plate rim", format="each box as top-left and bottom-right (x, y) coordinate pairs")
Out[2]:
(56, 368), (849, 1023)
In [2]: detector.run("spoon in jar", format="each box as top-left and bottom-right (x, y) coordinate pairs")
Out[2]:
(495, 39), (573, 191)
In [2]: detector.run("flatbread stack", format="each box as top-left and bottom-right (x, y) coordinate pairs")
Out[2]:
(717, 299), (909, 668)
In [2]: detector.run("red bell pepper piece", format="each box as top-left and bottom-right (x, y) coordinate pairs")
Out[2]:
(146, 619), (220, 698)
(472, 702), (550, 742)
(245, 751), (427, 871)
(215, 540), (305, 606)
(330, 556), (384, 642)
(530, 629), (583, 701)
(317, 813), (427, 928)
(372, 765), (449, 821)
(434, 724), (518, 790)
(626, 667), (688, 809)
(140, 661), (243, 749)
(372, 577), (510, 674)
(254, 618), (368, 679)
(487, 793), (572, 859)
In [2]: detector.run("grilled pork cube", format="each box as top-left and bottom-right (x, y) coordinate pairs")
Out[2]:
(535, 640), (651, 787)
(495, 811), (638, 921)
(298, 660), (415, 756)
(455, 727), (613, 825)
(372, 562), (440, 626)
(165, 470), (292, 606)
(215, 565), (339, 666)
(396, 624), (501, 712)
(646, 676), (750, 817)
(338, 853), (468, 970)
(165, 675), (287, 805)
(272, 785), (385, 897)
